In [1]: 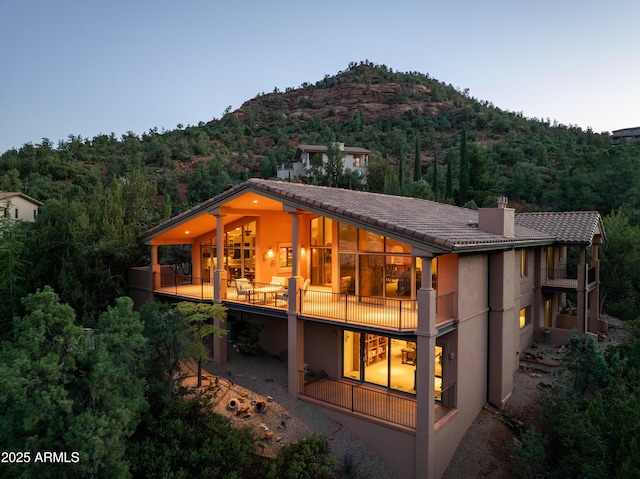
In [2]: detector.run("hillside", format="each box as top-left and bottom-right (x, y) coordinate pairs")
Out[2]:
(1, 60), (637, 217)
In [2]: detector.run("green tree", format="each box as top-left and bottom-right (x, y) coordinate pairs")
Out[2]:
(413, 135), (421, 182)
(0, 288), (147, 478)
(600, 209), (640, 320)
(173, 302), (227, 387)
(0, 206), (29, 328)
(432, 148), (440, 198)
(458, 128), (469, 205)
(445, 153), (454, 201)
(324, 142), (345, 187)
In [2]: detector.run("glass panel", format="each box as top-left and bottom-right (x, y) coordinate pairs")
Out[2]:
(390, 339), (416, 394)
(359, 255), (384, 297)
(343, 331), (361, 380)
(323, 218), (332, 247)
(359, 230), (384, 252)
(545, 299), (552, 327)
(435, 345), (443, 402)
(311, 217), (320, 246)
(339, 253), (355, 294)
(364, 334), (388, 387)
(338, 223), (357, 251)
(310, 247), (332, 286)
(201, 245), (214, 282)
(385, 237), (411, 254)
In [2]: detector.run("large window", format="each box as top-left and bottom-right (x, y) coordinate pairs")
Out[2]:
(343, 330), (416, 394)
(520, 250), (528, 278)
(202, 221), (256, 284)
(310, 217), (332, 286)
(519, 306), (531, 329)
(338, 223), (414, 299)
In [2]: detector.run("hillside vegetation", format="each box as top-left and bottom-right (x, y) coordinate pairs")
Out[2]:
(2, 61), (640, 479)
(1, 60), (640, 321)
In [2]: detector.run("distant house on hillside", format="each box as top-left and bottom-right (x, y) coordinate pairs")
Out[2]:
(611, 127), (640, 144)
(277, 143), (371, 182)
(0, 191), (43, 222)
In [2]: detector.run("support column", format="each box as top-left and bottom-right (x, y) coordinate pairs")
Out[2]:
(415, 256), (436, 479)
(285, 208), (304, 397)
(576, 247), (587, 335)
(212, 212), (227, 364)
(588, 242), (602, 333)
(150, 244), (160, 293)
(487, 250), (517, 407)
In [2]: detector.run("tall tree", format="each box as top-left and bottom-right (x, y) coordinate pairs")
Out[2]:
(398, 152), (405, 190)
(432, 148), (440, 198)
(0, 288), (147, 478)
(458, 128), (470, 205)
(413, 135), (421, 182)
(172, 302), (227, 387)
(446, 153), (453, 201)
(324, 142), (346, 187)
(0, 205), (29, 328)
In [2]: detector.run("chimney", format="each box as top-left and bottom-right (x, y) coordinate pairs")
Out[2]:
(478, 196), (515, 237)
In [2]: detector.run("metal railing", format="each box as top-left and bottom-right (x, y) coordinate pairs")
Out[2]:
(543, 265), (577, 281)
(299, 289), (418, 331)
(154, 272), (213, 300)
(299, 372), (417, 429)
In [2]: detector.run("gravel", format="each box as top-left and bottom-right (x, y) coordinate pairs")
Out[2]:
(203, 348), (398, 479)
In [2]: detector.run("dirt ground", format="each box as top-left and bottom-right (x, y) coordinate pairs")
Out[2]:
(442, 315), (631, 479)
(181, 364), (313, 459)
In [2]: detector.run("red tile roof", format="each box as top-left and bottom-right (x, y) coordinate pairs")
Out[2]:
(140, 180), (605, 253)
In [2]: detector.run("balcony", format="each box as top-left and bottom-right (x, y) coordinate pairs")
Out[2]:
(152, 272), (457, 332)
(298, 372), (456, 429)
(300, 290), (417, 331)
(542, 265), (597, 292)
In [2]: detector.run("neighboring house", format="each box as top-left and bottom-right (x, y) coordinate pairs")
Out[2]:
(130, 179), (605, 479)
(0, 191), (43, 222)
(611, 126), (640, 144)
(277, 143), (371, 182)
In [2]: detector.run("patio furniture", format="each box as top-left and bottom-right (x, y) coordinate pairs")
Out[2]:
(235, 278), (253, 301)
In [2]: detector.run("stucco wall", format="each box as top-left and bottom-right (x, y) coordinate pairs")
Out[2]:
(303, 322), (340, 377)
(1, 195), (40, 222)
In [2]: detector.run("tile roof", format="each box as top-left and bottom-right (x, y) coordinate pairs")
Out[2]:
(139, 180), (603, 252)
(0, 191), (44, 206)
(515, 211), (605, 245)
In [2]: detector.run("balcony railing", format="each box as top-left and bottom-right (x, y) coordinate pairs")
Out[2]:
(154, 271), (214, 300)
(436, 292), (456, 324)
(299, 372), (417, 429)
(542, 265), (597, 289)
(153, 273), (456, 331)
(300, 290), (418, 331)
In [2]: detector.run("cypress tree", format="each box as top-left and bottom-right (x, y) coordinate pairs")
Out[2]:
(446, 153), (453, 200)
(413, 135), (421, 182)
(458, 128), (470, 204)
(398, 152), (404, 191)
(432, 148), (439, 198)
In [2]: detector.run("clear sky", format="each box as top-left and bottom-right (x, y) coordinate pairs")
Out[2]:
(1, 0), (639, 153)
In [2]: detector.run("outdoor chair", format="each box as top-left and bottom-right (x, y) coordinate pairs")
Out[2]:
(234, 278), (253, 301)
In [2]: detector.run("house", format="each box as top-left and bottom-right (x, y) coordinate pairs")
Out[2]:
(276, 143), (371, 182)
(130, 179), (605, 479)
(0, 191), (43, 222)
(611, 127), (640, 144)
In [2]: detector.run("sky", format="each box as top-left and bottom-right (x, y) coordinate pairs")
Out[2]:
(1, 0), (639, 153)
